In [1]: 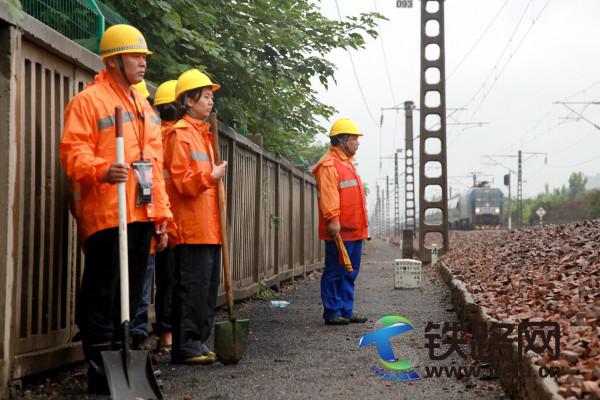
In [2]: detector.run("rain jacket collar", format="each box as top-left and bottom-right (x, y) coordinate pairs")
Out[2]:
(91, 70), (145, 115)
(311, 145), (355, 173)
(182, 112), (212, 135)
(330, 146), (354, 163)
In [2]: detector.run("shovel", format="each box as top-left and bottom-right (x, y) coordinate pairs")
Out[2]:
(100, 106), (163, 400)
(209, 112), (249, 364)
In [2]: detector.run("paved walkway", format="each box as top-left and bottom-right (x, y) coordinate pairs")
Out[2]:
(17, 239), (508, 400)
(160, 239), (507, 400)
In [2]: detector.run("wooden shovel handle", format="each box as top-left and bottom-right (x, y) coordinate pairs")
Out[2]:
(209, 113), (234, 313)
(335, 234), (353, 273)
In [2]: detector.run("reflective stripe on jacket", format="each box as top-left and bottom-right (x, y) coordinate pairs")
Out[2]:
(164, 114), (221, 246)
(60, 70), (173, 241)
(312, 147), (368, 241)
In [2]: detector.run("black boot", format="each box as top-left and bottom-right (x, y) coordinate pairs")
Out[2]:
(83, 341), (111, 395)
(87, 360), (110, 395)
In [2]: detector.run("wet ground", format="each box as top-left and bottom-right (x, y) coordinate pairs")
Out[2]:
(14, 239), (508, 400)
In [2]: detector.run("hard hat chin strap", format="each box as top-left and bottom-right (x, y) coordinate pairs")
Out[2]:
(117, 55), (132, 86)
(186, 109), (203, 120)
(339, 136), (354, 157)
(182, 93), (202, 120)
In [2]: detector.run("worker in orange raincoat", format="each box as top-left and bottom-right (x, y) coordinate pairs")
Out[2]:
(152, 79), (179, 351)
(59, 24), (172, 393)
(312, 118), (369, 325)
(164, 69), (227, 365)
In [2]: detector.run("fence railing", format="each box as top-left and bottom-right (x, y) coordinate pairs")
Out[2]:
(21, 0), (129, 53)
(0, 6), (323, 397)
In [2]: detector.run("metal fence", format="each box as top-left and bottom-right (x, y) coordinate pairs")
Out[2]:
(0, 8), (323, 396)
(21, 0), (130, 53)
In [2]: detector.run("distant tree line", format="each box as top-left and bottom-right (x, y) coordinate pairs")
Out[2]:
(506, 171), (600, 225)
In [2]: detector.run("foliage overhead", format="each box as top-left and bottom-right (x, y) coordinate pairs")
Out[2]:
(104, 0), (383, 160)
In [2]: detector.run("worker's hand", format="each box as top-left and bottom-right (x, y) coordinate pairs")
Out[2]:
(102, 163), (129, 183)
(155, 220), (167, 235)
(327, 220), (341, 238)
(210, 161), (228, 180)
(155, 232), (168, 252)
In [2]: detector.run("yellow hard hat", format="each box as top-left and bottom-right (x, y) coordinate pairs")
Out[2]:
(132, 80), (150, 98)
(329, 118), (363, 137)
(99, 24), (152, 59)
(175, 68), (221, 100)
(153, 80), (177, 106)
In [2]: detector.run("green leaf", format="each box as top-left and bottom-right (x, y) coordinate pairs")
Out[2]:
(106, 0), (383, 158)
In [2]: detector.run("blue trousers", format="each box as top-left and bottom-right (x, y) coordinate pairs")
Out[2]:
(130, 254), (155, 338)
(321, 240), (363, 321)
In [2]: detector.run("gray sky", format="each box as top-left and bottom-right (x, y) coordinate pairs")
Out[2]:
(313, 0), (600, 212)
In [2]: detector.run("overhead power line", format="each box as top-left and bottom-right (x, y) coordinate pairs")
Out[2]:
(447, 0), (510, 80)
(468, 0), (554, 119)
(334, 0), (378, 126)
(373, 0), (397, 105)
(550, 153), (600, 169)
(500, 80), (600, 154)
(449, 0), (553, 154)
(555, 101), (600, 130)
(562, 80), (600, 101)
(457, 0), (534, 114)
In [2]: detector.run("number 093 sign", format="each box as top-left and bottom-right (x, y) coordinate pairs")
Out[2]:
(397, 0), (413, 7)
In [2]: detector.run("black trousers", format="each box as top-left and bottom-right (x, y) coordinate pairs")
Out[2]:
(154, 247), (174, 334)
(76, 222), (153, 368)
(172, 244), (221, 361)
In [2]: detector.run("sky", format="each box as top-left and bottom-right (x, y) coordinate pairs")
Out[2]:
(312, 0), (600, 213)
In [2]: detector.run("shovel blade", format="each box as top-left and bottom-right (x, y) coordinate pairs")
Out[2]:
(101, 349), (162, 400)
(214, 319), (250, 364)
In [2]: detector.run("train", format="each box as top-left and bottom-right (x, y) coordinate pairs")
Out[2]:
(448, 182), (504, 229)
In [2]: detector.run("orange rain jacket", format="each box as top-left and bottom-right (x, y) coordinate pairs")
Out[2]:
(161, 120), (176, 143)
(164, 114), (221, 247)
(151, 119), (179, 254)
(60, 70), (173, 242)
(312, 146), (368, 241)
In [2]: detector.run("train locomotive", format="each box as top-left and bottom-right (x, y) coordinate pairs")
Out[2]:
(448, 182), (503, 229)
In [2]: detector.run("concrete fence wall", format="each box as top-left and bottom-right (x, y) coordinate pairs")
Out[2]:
(0, 5), (323, 397)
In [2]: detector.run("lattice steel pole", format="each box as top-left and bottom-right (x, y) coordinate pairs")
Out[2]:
(385, 176), (389, 236)
(376, 184), (381, 235)
(381, 184), (386, 236)
(419, 0), (449, 261)
(518, 150), (523, 227)
(404, 101), (416, 233)
(394, 152), (400, 237)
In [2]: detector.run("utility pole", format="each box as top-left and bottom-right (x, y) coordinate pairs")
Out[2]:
(404, 101), (417, 234)
(419, 0), (449, 261)
(380, 100), (467, 240)
(483, 151), (548, 227)
(503, 172), (512, 229)
(379, 102), (417, 235)
(517, 150), (522, 227)
(386, 176), (390, 237)
(375, 185), (380, 236)
(394, 152), (400, 237)
(379, 184), (385, 236)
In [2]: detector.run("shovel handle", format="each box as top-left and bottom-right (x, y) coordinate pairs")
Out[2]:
(335, 234), (353, 273)
(209, 113), (234, 317)
(115, 106), (130, 323)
